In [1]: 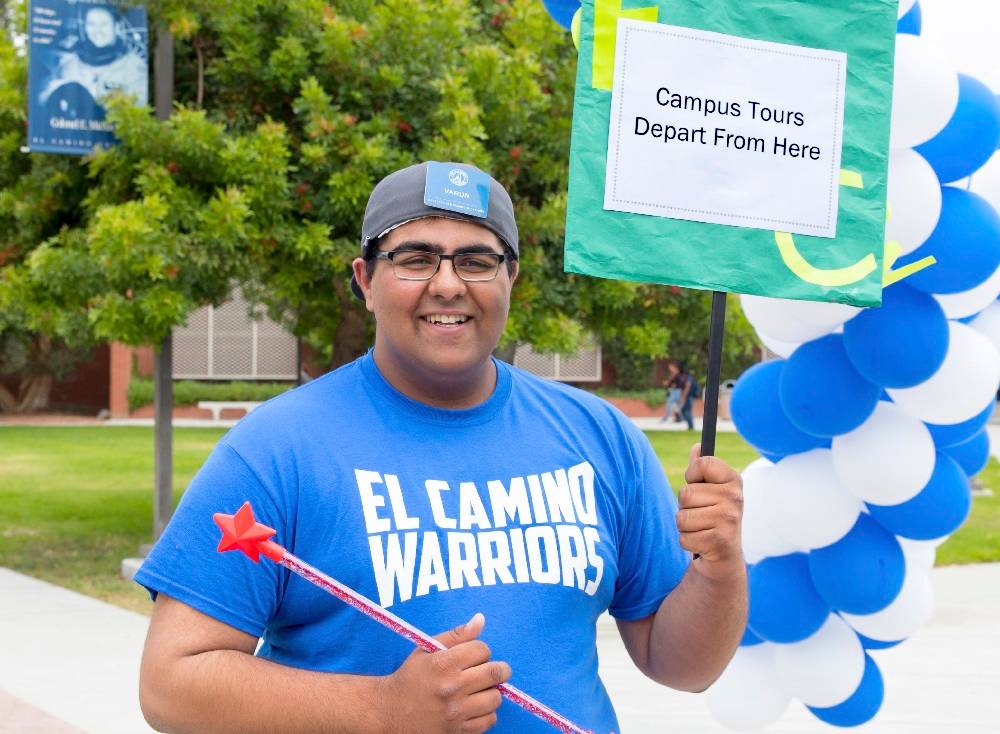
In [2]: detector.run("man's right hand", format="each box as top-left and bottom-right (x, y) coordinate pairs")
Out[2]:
(378, 613), (511, 733)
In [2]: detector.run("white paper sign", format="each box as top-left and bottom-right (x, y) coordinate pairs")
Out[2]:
(604, 20), (847, 239)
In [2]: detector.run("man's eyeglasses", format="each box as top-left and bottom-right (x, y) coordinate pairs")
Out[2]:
(374, 249), (507, 282)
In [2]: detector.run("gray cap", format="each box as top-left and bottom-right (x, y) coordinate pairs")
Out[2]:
(351, 161), (518, 300)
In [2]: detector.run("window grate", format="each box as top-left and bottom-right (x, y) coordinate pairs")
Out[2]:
(513, 340), (602, 382)
(173, 289), (298, 380)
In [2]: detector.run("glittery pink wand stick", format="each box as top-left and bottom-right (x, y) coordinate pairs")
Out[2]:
(214, 501), (596, 734)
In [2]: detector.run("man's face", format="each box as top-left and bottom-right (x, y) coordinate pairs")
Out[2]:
(352, 217), (517, 393)
(84, 9), (115, 49)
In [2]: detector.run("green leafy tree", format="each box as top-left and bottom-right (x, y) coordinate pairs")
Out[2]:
(0, 8), (96, 410)
(601, 291), (760, 392)
(0, 0), (759, 412)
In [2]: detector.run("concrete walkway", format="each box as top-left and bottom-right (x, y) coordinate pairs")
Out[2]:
(2, 562), (999, 733)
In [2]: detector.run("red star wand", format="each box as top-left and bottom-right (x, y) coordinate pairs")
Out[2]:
(214, 501), (596, 734)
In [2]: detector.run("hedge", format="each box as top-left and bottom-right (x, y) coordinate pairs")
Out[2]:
(127, 378), (295, 411)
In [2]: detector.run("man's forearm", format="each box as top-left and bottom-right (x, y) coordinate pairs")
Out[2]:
(141, 648), (387, 734)
(645, 564), (747, 692)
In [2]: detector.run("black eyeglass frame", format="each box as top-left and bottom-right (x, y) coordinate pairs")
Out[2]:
(372, 248), (508, 282)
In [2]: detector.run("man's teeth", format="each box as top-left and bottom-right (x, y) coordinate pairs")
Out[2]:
(426, 314), (469, 324)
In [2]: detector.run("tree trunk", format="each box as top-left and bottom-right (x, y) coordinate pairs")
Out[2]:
(330, 299), (371, 370)
(15, 374), (53, 413)
(494, 342), (517, 363)
(0, 384), (16, 413)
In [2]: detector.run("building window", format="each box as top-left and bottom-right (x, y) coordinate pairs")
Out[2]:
(513, 340), (602, 382)
(172, 290), (297, 380)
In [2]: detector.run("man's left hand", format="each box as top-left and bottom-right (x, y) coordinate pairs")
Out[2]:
(676, 443), (745, 582)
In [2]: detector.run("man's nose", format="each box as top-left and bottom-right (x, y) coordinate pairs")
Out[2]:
(427, 258), (467, 298)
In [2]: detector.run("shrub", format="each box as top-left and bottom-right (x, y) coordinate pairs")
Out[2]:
(127, 378), (294, 411)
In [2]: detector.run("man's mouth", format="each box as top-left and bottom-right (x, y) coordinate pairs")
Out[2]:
(422, 314), (471, 326)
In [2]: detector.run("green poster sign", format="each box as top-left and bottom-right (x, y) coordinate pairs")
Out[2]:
(565, 0), (900, 307)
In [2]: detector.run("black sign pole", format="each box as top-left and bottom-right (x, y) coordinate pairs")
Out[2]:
(152, 28), (174, 543)
(699, 290), (727, 457)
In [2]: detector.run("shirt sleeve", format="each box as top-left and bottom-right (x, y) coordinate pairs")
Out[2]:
(608, 429), (691, 620)
(133, 442), (287, 638)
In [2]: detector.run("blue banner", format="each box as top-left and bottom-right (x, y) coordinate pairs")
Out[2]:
(28, 0), (148, 155)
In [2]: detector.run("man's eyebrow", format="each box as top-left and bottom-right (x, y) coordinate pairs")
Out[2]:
(390, 240), (503, 255)
(390, 240), (441, 253)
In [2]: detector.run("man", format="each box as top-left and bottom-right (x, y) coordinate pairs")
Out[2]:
(659, 361), (683, 423)
(671, 360), (698, 431)
(136, 161), (747, 734)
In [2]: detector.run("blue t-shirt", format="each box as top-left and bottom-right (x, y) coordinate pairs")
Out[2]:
(136, 353), (689, 733)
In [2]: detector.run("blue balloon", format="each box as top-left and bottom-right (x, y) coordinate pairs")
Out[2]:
(857, 632), (903, 651)
(897, 1), (922, 35)
(897, 187), (1000, 295)
(780, 334), (881, 437)
(739, 624), (763, 647)
(868, 452), (972, 540)
(808, 653), (884, 727)
(927, 400), (995, 448)
(943, 429), (991, 477)
(731, 361), (829, 456)
(808, 514), (905, 614)
(540, 0), (580, 29)
(916, 75), (1000, 183)
(748, 554), (830, 643)
(843, 283), (949, 388)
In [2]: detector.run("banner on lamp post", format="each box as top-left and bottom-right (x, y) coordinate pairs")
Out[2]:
(28, 0), (149, 156)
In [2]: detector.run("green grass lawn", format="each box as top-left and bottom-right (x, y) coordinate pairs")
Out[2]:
(0, 426), (997, 614)
(0, 426), (227, 614)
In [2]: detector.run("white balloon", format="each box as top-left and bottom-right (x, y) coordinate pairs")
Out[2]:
(898, 0), (916, 19)
(768, 450), (863, 551)
(969, 301), (1000, 354)
(842, 559), (934, 641)
(888, 322), (1000, 424)
(832, 401), (936, 505)
(706, 643), (791, 731)
(928, 534), (951, 548)
(758, 332), (801, 359)
(743, 548), (764, 566)
(791, 300), (861, 328)
(890, 35), (960, 149)
(886, 149), (943, 256)
(740, 294), (837, 343)
(897, 536), (938, 572)
(775, 614), (866, 708)
(742, 462), (799, 560)
(744, 457), (774, 473)
(969, 150), (1000, 214)
(934, 264), (1000, 320)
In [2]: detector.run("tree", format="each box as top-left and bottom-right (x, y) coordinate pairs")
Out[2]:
(0, 8), (96, 410)
(0, 0), (758, 409)
(3, 1), (580, 368)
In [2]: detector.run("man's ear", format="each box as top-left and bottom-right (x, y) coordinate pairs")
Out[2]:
(351, 258), (375, 312)
(509, 258), (519, 285)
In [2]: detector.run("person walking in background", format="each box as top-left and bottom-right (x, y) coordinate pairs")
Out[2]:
(670, 360), (698, 431)
(660, 363), (683, 422)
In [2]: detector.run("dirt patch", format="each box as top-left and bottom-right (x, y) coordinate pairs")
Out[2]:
(1, 526), (41, 538)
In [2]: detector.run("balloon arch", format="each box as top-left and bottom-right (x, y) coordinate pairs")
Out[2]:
(541, 0), (1000, 728)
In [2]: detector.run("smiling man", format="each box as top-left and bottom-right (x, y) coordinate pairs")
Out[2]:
(135, 162), (747, 734)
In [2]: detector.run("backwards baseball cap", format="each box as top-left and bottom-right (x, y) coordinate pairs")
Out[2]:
(351, 161), (519, 300)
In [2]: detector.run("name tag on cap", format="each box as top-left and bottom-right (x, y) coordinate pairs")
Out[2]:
(424, 162), (490, 218)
